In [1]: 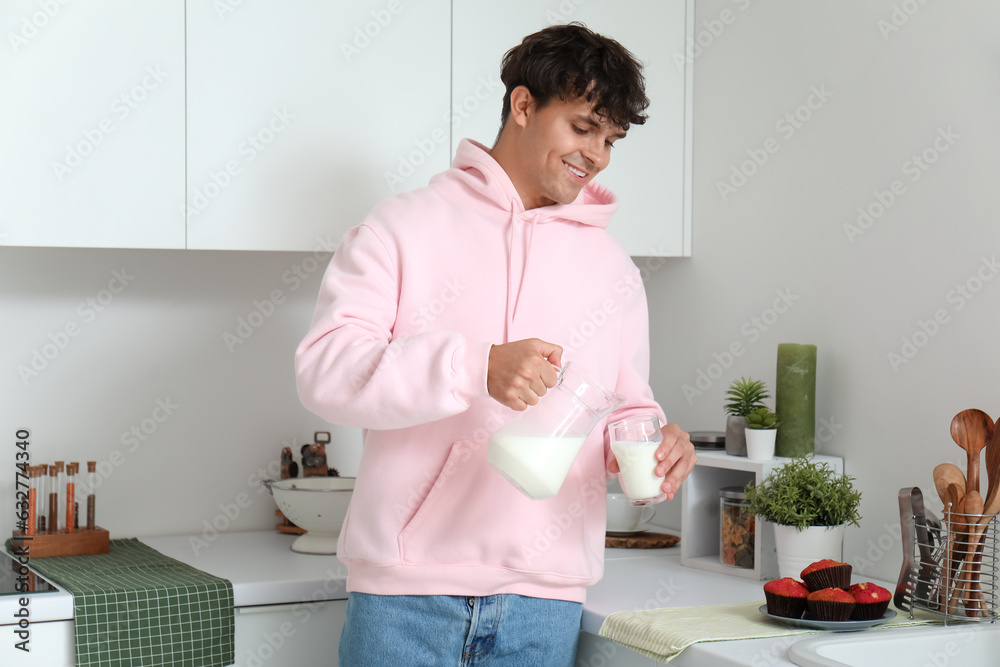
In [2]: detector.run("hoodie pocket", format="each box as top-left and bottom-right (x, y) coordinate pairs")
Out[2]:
(398, 438), (604, 581)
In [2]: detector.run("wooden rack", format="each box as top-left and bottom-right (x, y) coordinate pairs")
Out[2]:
(11, 527), (110, 558)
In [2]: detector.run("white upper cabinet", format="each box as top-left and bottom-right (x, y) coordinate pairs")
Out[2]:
(452, 0), (693, 257)
(0, 1), (185, 249)
(185, 0), (452, 251)
(2, 2), (688, 254)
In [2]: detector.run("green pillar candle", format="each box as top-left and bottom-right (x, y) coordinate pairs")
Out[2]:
(775, 343), (817, 457)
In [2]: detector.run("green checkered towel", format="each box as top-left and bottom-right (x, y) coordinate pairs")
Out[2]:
(8, 538), (233, 667)
(599, 600), (937, 663)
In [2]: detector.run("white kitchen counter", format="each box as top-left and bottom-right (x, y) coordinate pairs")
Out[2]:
(587, 547), (771, 634)
(585, 546), (804, 666)
(140, 530), (348, 608)
(6, 531), (908, 667)
(141, 531), (814, 665)
(0, 531), (347, 626)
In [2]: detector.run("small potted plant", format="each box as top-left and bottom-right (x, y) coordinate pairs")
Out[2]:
(744, 406), (780, 461)
(744, 457), (862, 579)
(724, 377), (769, 456)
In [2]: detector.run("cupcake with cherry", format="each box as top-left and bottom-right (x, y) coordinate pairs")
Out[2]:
(763, 559), (891, 621)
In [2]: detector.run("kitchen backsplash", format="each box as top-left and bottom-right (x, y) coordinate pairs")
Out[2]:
(1, 247), (361, 542)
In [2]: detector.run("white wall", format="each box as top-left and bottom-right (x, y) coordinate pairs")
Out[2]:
(646, 0), (1000, 582)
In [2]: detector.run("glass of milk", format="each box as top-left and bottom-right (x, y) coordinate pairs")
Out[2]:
(609, 415), (666, 506)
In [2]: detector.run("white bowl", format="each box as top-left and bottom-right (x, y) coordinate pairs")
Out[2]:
(606, 492), (655, 533)
(265, 477), (354, 554)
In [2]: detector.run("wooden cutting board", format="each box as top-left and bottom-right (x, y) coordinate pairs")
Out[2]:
(605, 532), (680, 549)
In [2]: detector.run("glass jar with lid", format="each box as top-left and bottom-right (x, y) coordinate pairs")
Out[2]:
(719, 485), (754, 569)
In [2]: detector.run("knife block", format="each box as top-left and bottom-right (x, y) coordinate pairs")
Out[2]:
(10, 527), (110, 558)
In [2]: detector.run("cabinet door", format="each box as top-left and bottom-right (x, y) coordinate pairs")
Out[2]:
(233, 599), (347, 666)
(0, 1), (185, 249)
(0, 619), (74, 665)
(452, 0), (692, 257)
(186, 1), (451, 251)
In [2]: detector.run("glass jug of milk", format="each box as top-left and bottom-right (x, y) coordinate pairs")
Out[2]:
(487, 362), (625, 500)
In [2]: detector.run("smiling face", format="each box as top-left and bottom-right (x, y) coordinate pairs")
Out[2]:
(492, 86), (627, 210)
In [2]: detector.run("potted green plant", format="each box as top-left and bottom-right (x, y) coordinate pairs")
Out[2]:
(724, 377), (769, 456)
(744, 456), (862, 578)
(744, 406), (780, 461)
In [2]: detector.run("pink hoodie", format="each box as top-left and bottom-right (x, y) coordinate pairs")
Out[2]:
(295, 139), (666, 603)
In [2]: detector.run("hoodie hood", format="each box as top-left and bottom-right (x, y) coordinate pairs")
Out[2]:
(432, 139), (620, 337)
(434, 139), (619, 228)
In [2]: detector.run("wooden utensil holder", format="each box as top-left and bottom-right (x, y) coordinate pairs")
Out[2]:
(10, 527), (110, 558)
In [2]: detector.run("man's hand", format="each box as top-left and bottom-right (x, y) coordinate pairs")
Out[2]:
(608, 422), (696, 501)
(487, 338), (563, 410)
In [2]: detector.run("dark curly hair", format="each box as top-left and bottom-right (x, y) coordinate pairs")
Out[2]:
(497, 22), (649, 139)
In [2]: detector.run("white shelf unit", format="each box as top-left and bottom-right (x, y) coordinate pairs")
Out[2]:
(680, 451), (843, 581)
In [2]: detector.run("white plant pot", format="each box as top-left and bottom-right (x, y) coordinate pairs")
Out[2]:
(772, 523), (846, 580)
(745, 428), (776, 461)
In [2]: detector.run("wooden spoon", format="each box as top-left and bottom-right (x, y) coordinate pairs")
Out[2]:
(965, 442), (1000, 618)
(950, 409), (994, 495)
(933, 463), (967, 510)
(941, 496), (965, 614)
(949, 490), (983, 615)
(933, 463), (967, 609)
(964, 507), (997, 616)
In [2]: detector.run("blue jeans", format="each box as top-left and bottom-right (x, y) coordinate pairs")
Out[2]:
(338, 593), (583, 666)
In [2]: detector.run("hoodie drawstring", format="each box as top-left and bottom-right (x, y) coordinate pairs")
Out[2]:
(504, 201), (541, 340)
(512, 212), (540, 322)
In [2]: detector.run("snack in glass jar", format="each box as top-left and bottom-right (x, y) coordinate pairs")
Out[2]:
(720, 486), (755, 569)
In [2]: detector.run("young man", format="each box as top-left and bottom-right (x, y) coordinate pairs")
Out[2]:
(296, 23), (696, 666)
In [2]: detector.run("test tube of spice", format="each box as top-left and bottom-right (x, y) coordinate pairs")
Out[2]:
(49, 464), (60, 533)
(38, 464), (48, 533)
(65, 463), (76, 533)
(56, 461), (66, 531)
(25, 466), (37, 537)
(87, 461), (97, 530)
(71, 462), (82, 530)
(75, 462), (82, 529)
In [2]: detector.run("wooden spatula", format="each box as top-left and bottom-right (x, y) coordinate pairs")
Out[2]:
(965, 420), (1000, 617)
(984, 415), (1000, 511)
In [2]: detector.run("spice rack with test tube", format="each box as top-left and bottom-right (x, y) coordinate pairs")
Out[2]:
(11, 461), (110, 557)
